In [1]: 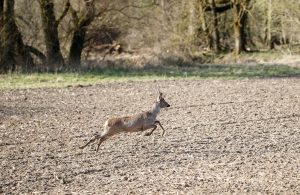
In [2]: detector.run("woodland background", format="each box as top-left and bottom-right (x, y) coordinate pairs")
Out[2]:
(1, 0), (300, 73)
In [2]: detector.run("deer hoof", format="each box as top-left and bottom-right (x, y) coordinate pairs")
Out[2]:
(144, 132), (151, 136)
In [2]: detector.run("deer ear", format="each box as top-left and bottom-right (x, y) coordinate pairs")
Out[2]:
(157, 90), (162, 101)
(157, 89), (162, 97)
(159, 91), (163, 99)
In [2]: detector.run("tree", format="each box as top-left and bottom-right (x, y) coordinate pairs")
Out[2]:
(232, 0), (250, 54)
(210, 0), (221, 53)
(0, 0), (4, 52)
(199, 1), (212, 49)
(265, 0), (272, 49)
(198, 0), (232, 52)
(0, 0), (34, 73)
(187, 0), (197, 42)
(67, 1), (154, 68)
(68, 0), (98, 68)
(0, 0), (3, 29)
(38, 0), (69, 69)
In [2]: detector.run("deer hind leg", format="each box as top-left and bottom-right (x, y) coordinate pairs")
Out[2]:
(144, 125), (157, 136)
(96, 134), (110, 152)
(155, 120), (166, 136)
(79, 134), (102, 149)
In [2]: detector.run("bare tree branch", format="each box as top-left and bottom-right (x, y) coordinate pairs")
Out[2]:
(205, 2), (233, 13)
(56, 0), (70, 26)
(16, 15), (31, 27)
(25, 45), (46, 63)
(69, 4), (80, 27)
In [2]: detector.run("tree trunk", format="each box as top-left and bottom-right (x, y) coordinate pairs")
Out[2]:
(0, 0), (34, 73)
(0, 0), (4, 68)
(0, 0), (3, 29)
(266, 0), (273, 49)
(188, 0), (196, 42)
(68, 28), (86, 69)
(39, 0), (65, 69)
(233, 1), (248, 54)
(211, 0), (220, 53)
(0, 0), (14, 72)
(199, 1), (212, 49)
(68, 2), (95, 68)
(281, 16), (287, 45)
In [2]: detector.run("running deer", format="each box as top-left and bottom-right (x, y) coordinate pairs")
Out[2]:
(79, 91), (170, 152)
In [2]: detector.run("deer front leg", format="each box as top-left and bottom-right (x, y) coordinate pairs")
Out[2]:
(144, 125), (157, 136)
(155, 120), (166, 136)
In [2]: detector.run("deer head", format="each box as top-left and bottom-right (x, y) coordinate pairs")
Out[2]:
(157, 91), (170, 108)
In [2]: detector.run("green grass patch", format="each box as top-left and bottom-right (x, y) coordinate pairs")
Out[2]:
(0, 64), (299, 90)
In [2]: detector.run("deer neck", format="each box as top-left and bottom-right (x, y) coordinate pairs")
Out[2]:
(150, 101), (161, 118)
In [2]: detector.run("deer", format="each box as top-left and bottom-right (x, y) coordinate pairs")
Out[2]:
(79, 91), (170, 152)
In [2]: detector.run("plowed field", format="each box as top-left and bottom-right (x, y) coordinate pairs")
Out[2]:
(1, 79), (300, 194)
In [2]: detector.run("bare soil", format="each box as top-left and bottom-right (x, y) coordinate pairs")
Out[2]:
(1, 79), (300, 194)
